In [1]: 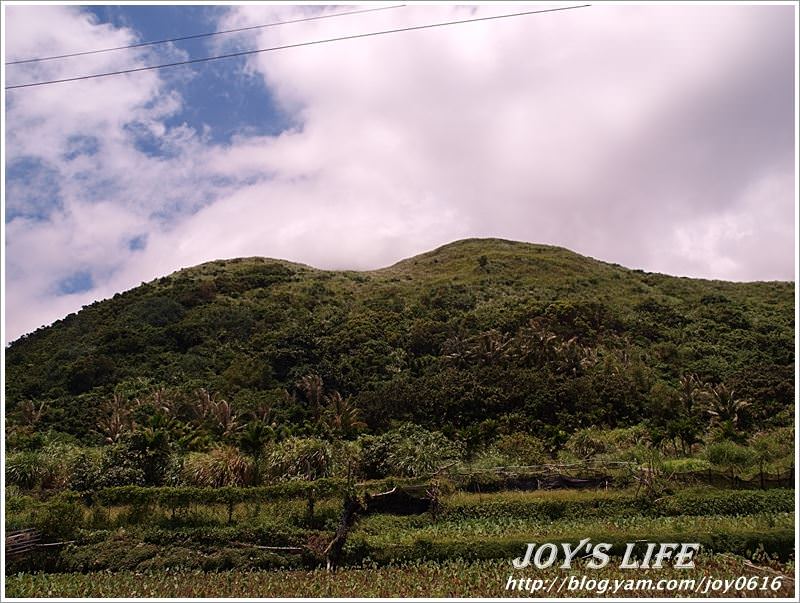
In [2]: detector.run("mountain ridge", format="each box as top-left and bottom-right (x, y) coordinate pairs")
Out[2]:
(5, 238), (794, 445)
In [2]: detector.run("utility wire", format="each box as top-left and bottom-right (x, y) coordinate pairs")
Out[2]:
(6, 5), (590, 91)
(5, 5), (407, 65)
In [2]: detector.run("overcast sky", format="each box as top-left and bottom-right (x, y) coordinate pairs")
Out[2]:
(3, 3), (796, 343)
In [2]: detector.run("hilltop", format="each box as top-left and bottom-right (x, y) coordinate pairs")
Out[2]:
(5, 238), (794, 445)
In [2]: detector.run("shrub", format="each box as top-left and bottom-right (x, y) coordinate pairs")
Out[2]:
(492, 433), (547, 466)
(331, 439), (363, 480)
(563, 427), (609, 460)
(97, 444), (147, 487)
(30, 492), (85, 540)
(654, 488), (794, 517)
(750, 427), (795, 479)
(180, 447), (254, 487)
(6, 451), (46, 490)
(6, 444), (80, 490)
(662, 457), (712, 473)
(444, 491), (638, 521)
(705, 440), (757, 481)
(359, 424), (464, 478)
(68, 449), (104, 491)
(265, 437), (333, 481)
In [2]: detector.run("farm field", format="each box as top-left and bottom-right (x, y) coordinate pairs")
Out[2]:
(5, 555), (795, 598)
(5, 484), (796, 598)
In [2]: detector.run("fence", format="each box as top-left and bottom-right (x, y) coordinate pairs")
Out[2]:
(447, 461), (794, 492)
(672, 469), (794, 489)
(6, 528), (42, 558)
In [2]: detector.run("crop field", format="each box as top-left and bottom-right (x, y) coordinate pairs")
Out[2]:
(4, 485), (795, 598)
(5, 555), (795, 598)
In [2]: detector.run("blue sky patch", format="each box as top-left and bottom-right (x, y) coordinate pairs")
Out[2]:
(5, 156), (63, 222)
(86, 5), (293, 147)
(57, 270), (94, 295)
(124, 120), (173, 159)
(128, 234), (148, 251)
(63, 135), (100, 161)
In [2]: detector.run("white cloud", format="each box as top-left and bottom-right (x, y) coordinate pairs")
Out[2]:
(3, 4), (796, 343)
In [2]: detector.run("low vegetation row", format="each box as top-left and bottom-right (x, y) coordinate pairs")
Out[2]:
(6, 552), (795, 598)
(6, 418), (793, 496)
(6, 485), (794, 569)
(7, 480), (794, 539)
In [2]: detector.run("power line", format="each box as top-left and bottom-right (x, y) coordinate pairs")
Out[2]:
(6, 5), (591, 91)
(5, 5), (406, 66)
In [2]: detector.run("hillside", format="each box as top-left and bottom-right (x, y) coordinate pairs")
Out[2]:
(5, 238), (795, 447)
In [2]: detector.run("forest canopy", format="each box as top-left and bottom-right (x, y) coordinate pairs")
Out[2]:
(5, 238), (794, 461)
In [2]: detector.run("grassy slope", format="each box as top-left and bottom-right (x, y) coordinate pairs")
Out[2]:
(5, 238), (794, 438)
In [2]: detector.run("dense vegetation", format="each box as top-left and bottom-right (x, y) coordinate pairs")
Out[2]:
(5, 238), (794, 457)
(4, 239), (795, 596)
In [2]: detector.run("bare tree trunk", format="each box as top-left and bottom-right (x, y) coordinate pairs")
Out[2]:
(306, 491), (316, 523)
(324, 496), (364, 572)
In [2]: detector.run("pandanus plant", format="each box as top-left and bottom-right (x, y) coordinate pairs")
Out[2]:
(322, 391), (366, 439)
(702, 383), (750, 428)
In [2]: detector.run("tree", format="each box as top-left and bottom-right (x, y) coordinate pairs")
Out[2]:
(666, 416), (704, 456)
(322, 391), (366, 439)
(126, 426), (171, 485)
(702, 384), (750, 428)
(750, 429), (793, 489)
(239, 421), (274, 485)
(297, 374), (326, 422)
(95, 393), (134, 444)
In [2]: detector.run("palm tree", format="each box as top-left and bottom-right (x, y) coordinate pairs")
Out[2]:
(322, 391), (366, 438)
(17, 399), (47, 427)
(96, 393), (134, 444)
(678, 373), (702, 415)
(702, 383), (750, 428)
(514, 320), (558, 367)
(239, 421), (274, 485)
(194, 389), (241, 439)
(297, 374), (326, 421)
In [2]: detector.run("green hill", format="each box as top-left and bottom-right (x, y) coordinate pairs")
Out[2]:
(5, 238), (794, 446)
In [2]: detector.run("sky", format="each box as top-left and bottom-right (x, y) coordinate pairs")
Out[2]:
(2, 2), (797, 343)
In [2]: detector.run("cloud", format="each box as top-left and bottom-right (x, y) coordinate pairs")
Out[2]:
(3, 5), (235, 341)
(3, 4), (796, 343)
